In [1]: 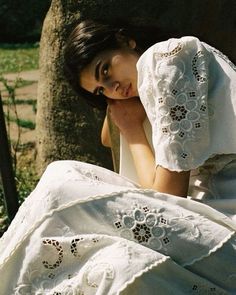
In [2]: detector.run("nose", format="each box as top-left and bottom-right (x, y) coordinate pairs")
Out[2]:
(104, 80), (120, 96)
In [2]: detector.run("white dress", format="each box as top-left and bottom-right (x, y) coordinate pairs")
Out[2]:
(0, 37), (236, 295)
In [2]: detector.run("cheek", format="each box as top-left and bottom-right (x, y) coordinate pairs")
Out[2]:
(111, 55), (137, 80)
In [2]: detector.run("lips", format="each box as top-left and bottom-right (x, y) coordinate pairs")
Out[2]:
(123, 83), (132, 97)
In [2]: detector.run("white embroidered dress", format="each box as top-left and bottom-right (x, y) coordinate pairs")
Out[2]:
(0, 37), (236, 295)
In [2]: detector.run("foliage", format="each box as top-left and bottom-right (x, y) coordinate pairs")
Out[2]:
(5, 115), (36, 130)
(0, 187), (9, 236)
(0, 44), (39, 73)
(0, 45), (39, 235)
(0, 0), (51, 43)
(0, 165), (38, 236)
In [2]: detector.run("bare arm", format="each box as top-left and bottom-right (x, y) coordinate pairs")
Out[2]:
(101, 115), (111, 147)
(125, 125), (190, 196)
(108, 98), (190, 197)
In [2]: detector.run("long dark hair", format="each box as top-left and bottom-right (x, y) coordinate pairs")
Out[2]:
(64, 19), (168, 110)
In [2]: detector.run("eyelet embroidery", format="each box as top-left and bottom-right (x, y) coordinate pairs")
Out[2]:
(190, 283), (227, 294)
(156, 85), (209, 152)
(114, 204), (170, 251)
(132, 223), (152, 243)
(40, 236), (102, 283)
(155, 42), (183, 58)
(172, 89), (178, 95)
(48, 272), (55, 279)
(154, 48), (209, 166)
(138, 38), (215, 169)
(71, 237), (84, 257)
(189, 91), (196, 97)
(162, 127), (168, 134)
(181, 152), (188, 159)
(158, 97), (164, 104)
(79, 168), (101, 185)
(42, 239), (64, 269)
(192, 51), (208, 83)
(179, 131), (185, 138)
(170, 105), (188, 121)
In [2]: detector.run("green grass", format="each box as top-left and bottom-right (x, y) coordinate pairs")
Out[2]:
(2, 98), (37, 105)
(5, 114), (35, 130)
(15, 79), (36, 88)
(0, 43), (39, 73)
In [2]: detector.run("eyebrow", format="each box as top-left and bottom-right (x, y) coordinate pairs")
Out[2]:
(95, 60), (102, 81)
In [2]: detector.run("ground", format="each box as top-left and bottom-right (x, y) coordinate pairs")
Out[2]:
(0, 69), (39, 233)
(0, 70), (39, 170)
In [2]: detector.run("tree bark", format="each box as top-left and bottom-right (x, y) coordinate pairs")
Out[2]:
(36, 0), (113, 175)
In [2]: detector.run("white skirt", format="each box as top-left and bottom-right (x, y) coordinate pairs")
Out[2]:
(0, 160), (235, 295)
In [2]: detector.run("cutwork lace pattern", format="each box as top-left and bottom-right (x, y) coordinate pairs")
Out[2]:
(42, 239), (64, 269)
(156, 84), (208, 143)
(14, 236), (114, 295)
(114, 203), (172, 252)
(155, 42), (183, 58)
(14, 236), (113, 295)
(192, 51), (208, 82)
(139, 39), (210, 168)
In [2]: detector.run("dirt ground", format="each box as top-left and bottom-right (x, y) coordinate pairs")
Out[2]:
(0, 70), (39, 169)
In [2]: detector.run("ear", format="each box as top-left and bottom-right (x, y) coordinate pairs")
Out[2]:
(115, 33), (136, 49)
(128, 39), (136, 49)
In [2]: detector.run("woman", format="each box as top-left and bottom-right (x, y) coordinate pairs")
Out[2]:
(0, 20), (236, 294)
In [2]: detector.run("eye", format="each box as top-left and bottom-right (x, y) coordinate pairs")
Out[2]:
(97, 87), (104, 95)
(102, 63), (109, 77)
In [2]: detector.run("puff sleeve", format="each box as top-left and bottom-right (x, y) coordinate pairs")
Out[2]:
(137, 36), (211, 171)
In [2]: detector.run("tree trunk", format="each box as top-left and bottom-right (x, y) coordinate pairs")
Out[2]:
(36, 0), (113, 175)
(36, 0), (236, 175)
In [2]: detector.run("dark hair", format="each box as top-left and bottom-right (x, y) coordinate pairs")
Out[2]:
(64, 19), (168, 110)
(64, 20), (124, 110)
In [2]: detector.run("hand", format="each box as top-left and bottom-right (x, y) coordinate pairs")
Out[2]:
(107, 97), (146, 135)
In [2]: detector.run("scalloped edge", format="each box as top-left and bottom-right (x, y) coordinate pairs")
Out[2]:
(117, 256), (169, 294)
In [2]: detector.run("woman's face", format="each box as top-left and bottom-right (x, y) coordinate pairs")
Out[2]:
(79, 45), (140, 100)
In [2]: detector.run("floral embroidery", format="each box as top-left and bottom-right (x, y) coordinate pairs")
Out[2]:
(138, 38), (213, 169)
(157, 85), (208, 141)
(132, 223), (151, 242)
(170, 105), (188, 121)
(114, 204), (170, 251)
(16, 236), (105, 294)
